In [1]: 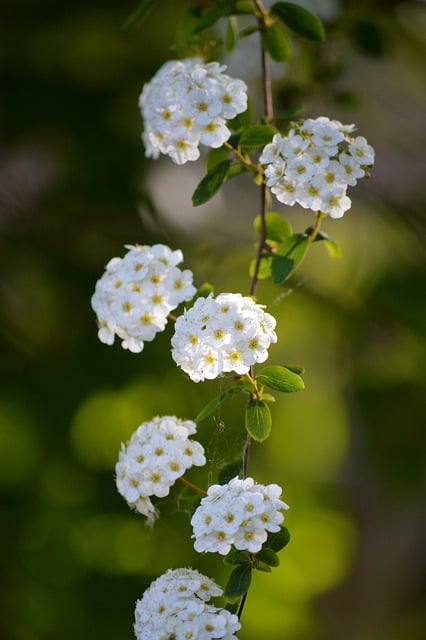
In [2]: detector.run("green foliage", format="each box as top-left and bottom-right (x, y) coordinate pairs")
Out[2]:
(271, 2), (325, 41)
(206, 146), (230, 173)
(245, 401), (272, 442)
(226, 17), (237, 52)
(233, 0), (256, 14)
(248, 255), (273, 280)
(265, 526), (291, 551)
(256, 365), (305, 393)
(192, 160), (232, 206)
(192, 0), (255, 35)
(121, 0), (159, 31)
(223, 549), (251, 565)
(194, 282), (215, 300)
(224, 564), (252, 603)
(308, 227), (342, 259)
(261, 23), (291, 61)
(255, 546), (280, 567)
(193, 0), (235, 34)
(253, 212), (293, 243)
(239, 124), (277, 152)
(270, 233), (310, 283)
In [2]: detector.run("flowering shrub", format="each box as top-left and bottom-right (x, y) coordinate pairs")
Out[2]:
(90, 2), (376, 637)
(134, 568), (241, 639)
(139, 58), (248, 164)
(115, 416), (205, 525)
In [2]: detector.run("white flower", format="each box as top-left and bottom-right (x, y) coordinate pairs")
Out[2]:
(91, 244), (196, 352)
(171, 293), (277, 382)
(191, 476), (288, 555)
(134, 568), (241, 640)
(115, 416), (206, 524)
(139, 58), (248, 164)
(338, 152), (365, 186)
(260, 117), (375, 218)
(348, 135), (375, 165)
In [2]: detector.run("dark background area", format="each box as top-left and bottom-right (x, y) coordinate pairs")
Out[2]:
(1, 1), (425, 638)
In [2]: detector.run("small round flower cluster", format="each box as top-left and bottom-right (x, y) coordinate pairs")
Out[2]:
(91, 244), (196, 353)
(191, 476), (289, 555)
(115, 416), (206, 525)
(171, 293), (277, 382)
(260, 116), (375, 218)
(134, 568), (241, 640)
(139, 57), (248, 164)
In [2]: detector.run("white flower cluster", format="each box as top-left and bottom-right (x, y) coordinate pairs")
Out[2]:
(191, 476), (289, 555)
(139, 58), (248, 164)
(134, 568), (241, 640)
(260, 116), (375, 218)
(115, 416), (206, 525)
(91, 244), (196, 353)
(171, 293), (277, 382)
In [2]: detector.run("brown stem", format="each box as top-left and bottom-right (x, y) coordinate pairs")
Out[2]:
(254, 0), (274, 123)
(250, 181), (268, 297)
(237, 591), (249, 620)
(224, 141), (259, 173)
(309, 212), (322, 243)
(178, 476), (207, 496)
(242, 429), (251, 480)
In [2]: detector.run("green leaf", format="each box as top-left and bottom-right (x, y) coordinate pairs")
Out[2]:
(305, 227), (342, 259)
(245, 401), (272, 442)
(248, 255), (272, 280)
(121, 0), (158, 31)
(255, 547), (280, 567)
(206, 146), (230, 173)
(253, 212), (293, 243)
(270, 233), (310, 283)
(223, 549), (250, 565)
(255, 561), (272, 572)
(224, 564), (252, 603)
(226, 17), (237, 52)
(239, 25), (259, 38)
(239, 124), (277, 152)
(194, 282), (214, 299)
(261, 23), (291, 61)
(265, 526), (291, 551)
(193, 0), (234, 33)
(283, 364), (305, 375)
(225, 601), (239, 614)
(192, 160), (232, 206)
(234, 0), (256, 13)
(256, 365), (305, 393)
(196, 386), (243, 423)
(227, 164), (249, 179)
(218, 457), (243, 485)
(271, 2), (325, 41)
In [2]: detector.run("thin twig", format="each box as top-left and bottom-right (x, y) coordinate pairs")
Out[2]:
(178, 476), (207, 496)
(237, 591), (248, 620)
(309, 211), (322, 243)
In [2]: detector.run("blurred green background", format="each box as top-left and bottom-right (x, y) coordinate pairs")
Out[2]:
(1, 1), (425, 639)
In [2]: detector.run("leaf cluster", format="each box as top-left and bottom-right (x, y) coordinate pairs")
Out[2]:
(223, 526), (291, 603)
(251, 213), (341, 284)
